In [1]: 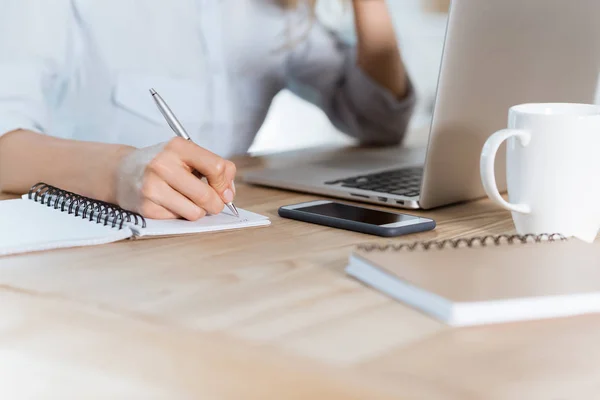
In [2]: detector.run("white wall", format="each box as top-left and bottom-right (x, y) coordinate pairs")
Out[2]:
(249, 0), (448, 155)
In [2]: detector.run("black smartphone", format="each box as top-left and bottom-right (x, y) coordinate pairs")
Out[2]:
(278, 200), (435, 237)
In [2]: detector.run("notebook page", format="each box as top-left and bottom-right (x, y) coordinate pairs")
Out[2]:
(128, 208), (270, 237)
(0, 199), (133, 257)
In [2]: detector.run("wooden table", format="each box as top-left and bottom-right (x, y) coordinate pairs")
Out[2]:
(1, 148), (599, 399)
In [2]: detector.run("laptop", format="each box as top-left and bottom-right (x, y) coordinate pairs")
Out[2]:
(243, 0), (600, 210)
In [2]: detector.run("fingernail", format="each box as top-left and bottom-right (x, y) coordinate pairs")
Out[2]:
(231, 180), (236, 194)
(223, 189), (234, 203)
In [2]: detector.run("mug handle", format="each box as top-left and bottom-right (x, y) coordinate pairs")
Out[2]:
(480, 129), (532, 214)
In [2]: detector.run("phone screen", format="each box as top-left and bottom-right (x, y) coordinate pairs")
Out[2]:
(299, 202), (421, 226)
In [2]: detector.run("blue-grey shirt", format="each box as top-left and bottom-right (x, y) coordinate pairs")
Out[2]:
(0, 0), (415, 157)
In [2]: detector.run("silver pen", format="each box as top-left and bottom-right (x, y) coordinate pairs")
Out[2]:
(150, 88), (239, 218)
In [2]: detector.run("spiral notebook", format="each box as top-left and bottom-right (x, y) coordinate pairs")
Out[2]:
(0, 183), (270, 257)
(346, 234), (600, 326)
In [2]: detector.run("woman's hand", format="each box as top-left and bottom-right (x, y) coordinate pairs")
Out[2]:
(115, 137), (237, 220)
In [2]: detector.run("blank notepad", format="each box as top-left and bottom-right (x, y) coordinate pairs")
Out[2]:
(0, 183), (270, 257)
(133, 209), (271, 237)
(0, 199), (133, 256)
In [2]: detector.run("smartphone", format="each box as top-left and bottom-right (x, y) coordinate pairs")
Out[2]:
(278, 200), (435, 237)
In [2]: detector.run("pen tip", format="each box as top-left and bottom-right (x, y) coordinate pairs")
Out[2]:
(149, 88), (157, 95)
(227, 203), (239, 218)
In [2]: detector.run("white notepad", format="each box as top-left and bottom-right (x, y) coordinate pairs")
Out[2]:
(0, 186), (270, 257)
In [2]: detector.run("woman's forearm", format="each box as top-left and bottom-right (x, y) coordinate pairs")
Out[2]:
(352, 0), (408, 98)
(0, 129), (133, 202)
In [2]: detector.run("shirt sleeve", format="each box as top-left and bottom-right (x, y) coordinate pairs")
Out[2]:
(286, 21), (415, 145)
(0, 0), (72, 138)
(283, 18), (416, 146)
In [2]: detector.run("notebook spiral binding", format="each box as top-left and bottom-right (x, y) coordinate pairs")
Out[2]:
(357, 233), (568, 252)
(28, 182), (146, 230)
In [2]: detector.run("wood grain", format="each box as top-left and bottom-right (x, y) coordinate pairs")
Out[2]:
(1, 148), (596, 399)
(0, 286), (402, 399)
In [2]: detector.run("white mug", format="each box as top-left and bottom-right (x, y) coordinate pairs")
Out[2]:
(480, 103), (600, 242)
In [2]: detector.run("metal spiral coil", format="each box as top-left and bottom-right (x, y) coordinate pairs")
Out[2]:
(357, 233), (567, 253)
(28, 182), (146, 229)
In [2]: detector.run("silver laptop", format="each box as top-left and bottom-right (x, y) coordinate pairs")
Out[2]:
(244, 0), (600, 210)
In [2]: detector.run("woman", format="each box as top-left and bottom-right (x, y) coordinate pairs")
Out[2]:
(0, 0), (415, 220)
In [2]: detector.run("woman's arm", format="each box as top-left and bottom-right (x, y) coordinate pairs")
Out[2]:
(352, 0), (408, 99)
(283, 3), (416, 145)
(0, 129), (131, 202)
(0, 130), (237, 221)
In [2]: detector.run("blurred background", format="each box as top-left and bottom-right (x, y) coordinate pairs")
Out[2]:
(249, 0), (451, 155)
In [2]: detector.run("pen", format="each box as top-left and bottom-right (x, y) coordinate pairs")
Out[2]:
(149, 88), (239, 218)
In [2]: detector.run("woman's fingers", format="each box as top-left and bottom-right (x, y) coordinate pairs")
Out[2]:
(138, 200), (180, 220)
(164, 138), (237, 202)
(146, 150), (225, 215)
(139, 171), (206, 221)
(116, 137), (237, 221)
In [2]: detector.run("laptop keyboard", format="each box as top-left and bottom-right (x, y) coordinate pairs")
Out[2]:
(325, 167), (423, 197)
